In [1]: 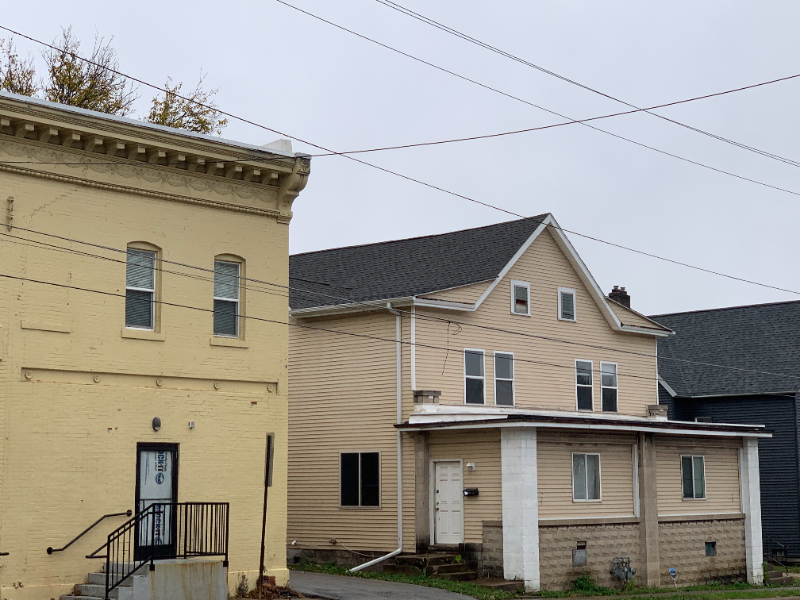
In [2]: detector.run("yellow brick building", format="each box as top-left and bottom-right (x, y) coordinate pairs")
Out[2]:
(0, 91), (309, 599)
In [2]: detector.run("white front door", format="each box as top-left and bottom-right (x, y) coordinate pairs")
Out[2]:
(434, 461), (463, 544)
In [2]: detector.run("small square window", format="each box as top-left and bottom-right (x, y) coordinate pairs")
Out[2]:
(559, 288), (576, 321)
(705, 541), (717, 557)
(511, 281), (530, 316)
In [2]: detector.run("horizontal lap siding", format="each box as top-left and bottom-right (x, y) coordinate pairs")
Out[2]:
(428, 430), (502, 543)
(421, 280), (491, 304)
(288, 313), (402, 551)
(655, 436), (742, 516)
(537, 430), (636, 519)
(414, 229), (658, 417)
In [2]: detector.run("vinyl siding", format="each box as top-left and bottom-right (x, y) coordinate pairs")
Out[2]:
(428, 429), (502, 543)
(608, 302), (667, 330)
(537, 430), (636, 519)
(414, 228), (659, 416)
(655, 436), (742, 516)
(420, 280), (492, 304)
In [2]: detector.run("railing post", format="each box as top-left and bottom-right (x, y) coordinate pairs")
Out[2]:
(105, 532), (111, 600)
(224, 503), (230, 567)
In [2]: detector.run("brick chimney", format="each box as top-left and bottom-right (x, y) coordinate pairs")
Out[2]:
(609, 285), (630, 308)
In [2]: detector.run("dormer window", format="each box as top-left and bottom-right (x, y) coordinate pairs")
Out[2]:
(559, 287), (576, 321)
(511, 281), (530, 316)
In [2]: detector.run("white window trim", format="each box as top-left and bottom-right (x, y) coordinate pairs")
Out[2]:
(575, 359), (594, 412)
(213, 260), (241, 338)
(600, 361), (619, 413)
(558, 287), (577, 322)
(572, 452), (602, 502)
(339, 451), (382, 509)
(510, 280), (531, 316)
(463, 348), (486, 405)
(493, 351), (515, 407)
(125, 250), (156, 331)
(681, 454), (707, 501)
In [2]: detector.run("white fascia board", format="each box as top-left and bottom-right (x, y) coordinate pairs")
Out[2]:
(289, 297), (414, 318)
(620, 325), (673, 337)
(411, 298), (476, 311)
(658, 377), (678, 398)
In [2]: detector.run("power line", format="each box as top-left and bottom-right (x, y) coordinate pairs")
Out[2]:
(375, 0), (800, 168)
(6, 224), (800, 384)
(272, 1), (800, 197)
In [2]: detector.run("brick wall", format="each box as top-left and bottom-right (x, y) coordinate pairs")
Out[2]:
(539, 522), (642, 590)
(659, 518), (746, 585)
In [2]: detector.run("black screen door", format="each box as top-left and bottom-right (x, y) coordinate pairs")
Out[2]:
(135, 444), (179, 560)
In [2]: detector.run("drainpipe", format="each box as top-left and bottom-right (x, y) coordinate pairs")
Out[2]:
(350, 306), (404, 572)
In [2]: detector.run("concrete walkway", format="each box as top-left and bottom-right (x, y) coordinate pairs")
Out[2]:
(289, 570), (474, 600)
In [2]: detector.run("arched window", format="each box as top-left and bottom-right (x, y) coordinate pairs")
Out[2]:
(125, 242), (162, 331)
(213, 254), (244, 338)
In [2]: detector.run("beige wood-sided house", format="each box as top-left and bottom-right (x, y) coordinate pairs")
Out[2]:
(287, 215), (767, 591)
(0, 91), (309, 599)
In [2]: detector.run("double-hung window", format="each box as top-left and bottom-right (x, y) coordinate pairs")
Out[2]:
(341, 452), (380, 507)
(214, 260), (240, 337)
(573, 453), (601, 501)
(494, 352), (514, 406)
(464, 350), (485, 404)
(600, 362), (618, 412)
(559, 287), (576, 321)
(511, 281), (530, 316)
(125, 249), (156, 330)
(681, 455), (706, 499)
(576, 360), (593, 411)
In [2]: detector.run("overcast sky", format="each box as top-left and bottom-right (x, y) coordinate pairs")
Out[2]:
(4, 1), (799, 315)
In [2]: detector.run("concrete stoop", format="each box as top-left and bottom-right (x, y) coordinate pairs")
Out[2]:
(61, 564), (140, 600)
(386, 549), (523, 590)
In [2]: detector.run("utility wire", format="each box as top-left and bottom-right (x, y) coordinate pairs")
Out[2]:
(6, 224), (800, 384)
(375, 0), (800, 168)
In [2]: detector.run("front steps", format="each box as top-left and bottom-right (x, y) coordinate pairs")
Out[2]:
(61, 563), (144, 600)
(387, 550), (479, 582)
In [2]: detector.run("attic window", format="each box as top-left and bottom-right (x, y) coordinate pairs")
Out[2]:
(511, 281), (530, 316)
(559, 288), (576, 321)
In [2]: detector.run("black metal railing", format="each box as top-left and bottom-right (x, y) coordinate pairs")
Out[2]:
(89, 502), (229, 600)
(47, 510), (132, 555)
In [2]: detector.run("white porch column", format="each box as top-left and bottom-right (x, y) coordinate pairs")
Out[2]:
(739, 437), (764, 585)
(501, 427), (539, 591)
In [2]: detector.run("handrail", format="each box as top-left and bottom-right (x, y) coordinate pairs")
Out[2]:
(0, 552), (8, 556)
(47, 510), (132, 554)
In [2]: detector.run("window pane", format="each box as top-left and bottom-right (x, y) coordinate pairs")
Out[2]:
(601, 388), (618, 412)
(126, 249), (155, 289)
(496, 380), (513, 406)
(693, 456), (706, 499)
(576, 361), (592, 386)
(464, 351), (484, 377)
(466, 378), (484, 404)
(125, 290), (153, 329)
(573, 454), (587, 500)
(495, 353), (513, 380)
(587, 455), (600, 500)
(360, 453), (380, 507)
(681, 456), (694, 499)
(214, 299), (238, 336)
(561, 291), (575, 320)
(341, 454), (359, 506)
(214, 261), (239, 300)
(513, 285), (528, 313)
(577, 386), (593, 410)
(601, 364), (617, 387)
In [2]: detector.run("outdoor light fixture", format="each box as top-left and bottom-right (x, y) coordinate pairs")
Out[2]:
(152, 417), (161, 432)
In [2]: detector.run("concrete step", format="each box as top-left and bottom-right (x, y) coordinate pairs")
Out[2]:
(62, 596), (103, 600)
(474, 578), (525, 592)
(432, 570), (478, 582)
(87, 572), (133, 587)
(79, 583), (121, 598)
(769, 576), (794, 586)
(395, 552), (459, 567)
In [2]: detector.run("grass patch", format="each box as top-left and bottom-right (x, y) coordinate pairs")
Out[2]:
(539, 579), (761, 598)
(290, 560), (518, 600)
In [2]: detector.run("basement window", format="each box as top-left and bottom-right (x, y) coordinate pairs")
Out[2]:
(681, 455), (706, 500)
(573, 453), (601, 501)
(705, 541), (717, 557)
(341, 452), (380, 507)
(511, 281), (530, 316)
(125, 248), (156, 330)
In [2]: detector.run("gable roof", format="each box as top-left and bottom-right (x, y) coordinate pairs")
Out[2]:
(289, 215), (549, 310)
(650, 300), (800, 398)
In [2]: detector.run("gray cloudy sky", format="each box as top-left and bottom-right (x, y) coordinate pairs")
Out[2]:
(4, 1), (799, 315)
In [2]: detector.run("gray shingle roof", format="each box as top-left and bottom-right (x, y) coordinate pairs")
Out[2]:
(289, 215), (549, 310)
(650, 301), (800, 397)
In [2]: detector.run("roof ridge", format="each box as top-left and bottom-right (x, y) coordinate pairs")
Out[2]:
(290, 214), (550, 258)
(650, 298), (800, 319)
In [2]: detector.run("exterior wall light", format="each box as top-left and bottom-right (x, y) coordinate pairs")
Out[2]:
(152, 417), (161, 432)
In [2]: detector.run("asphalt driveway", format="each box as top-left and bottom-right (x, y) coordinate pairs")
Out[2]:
(289, 571), (474, 600)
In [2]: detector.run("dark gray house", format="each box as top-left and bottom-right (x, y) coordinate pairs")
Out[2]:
(651, 300), (800, 561)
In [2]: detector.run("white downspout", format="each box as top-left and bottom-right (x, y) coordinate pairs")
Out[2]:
(350, 307), (404, 572)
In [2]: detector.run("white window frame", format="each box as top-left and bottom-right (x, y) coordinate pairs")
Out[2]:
(572, 452), (602, 502)
(575, 359), (594, 411)
(125, 248), (156, 331)
(463, 348), (486, 405)
(510, 280), (531, 316)
(213, 260), (241, 338)
(681, 455), (706, 500)
(600, 361), (619, 413)
(339, 451), (382, 509)
(493, 351), (515, 407)
(558, 287), (577, 322)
